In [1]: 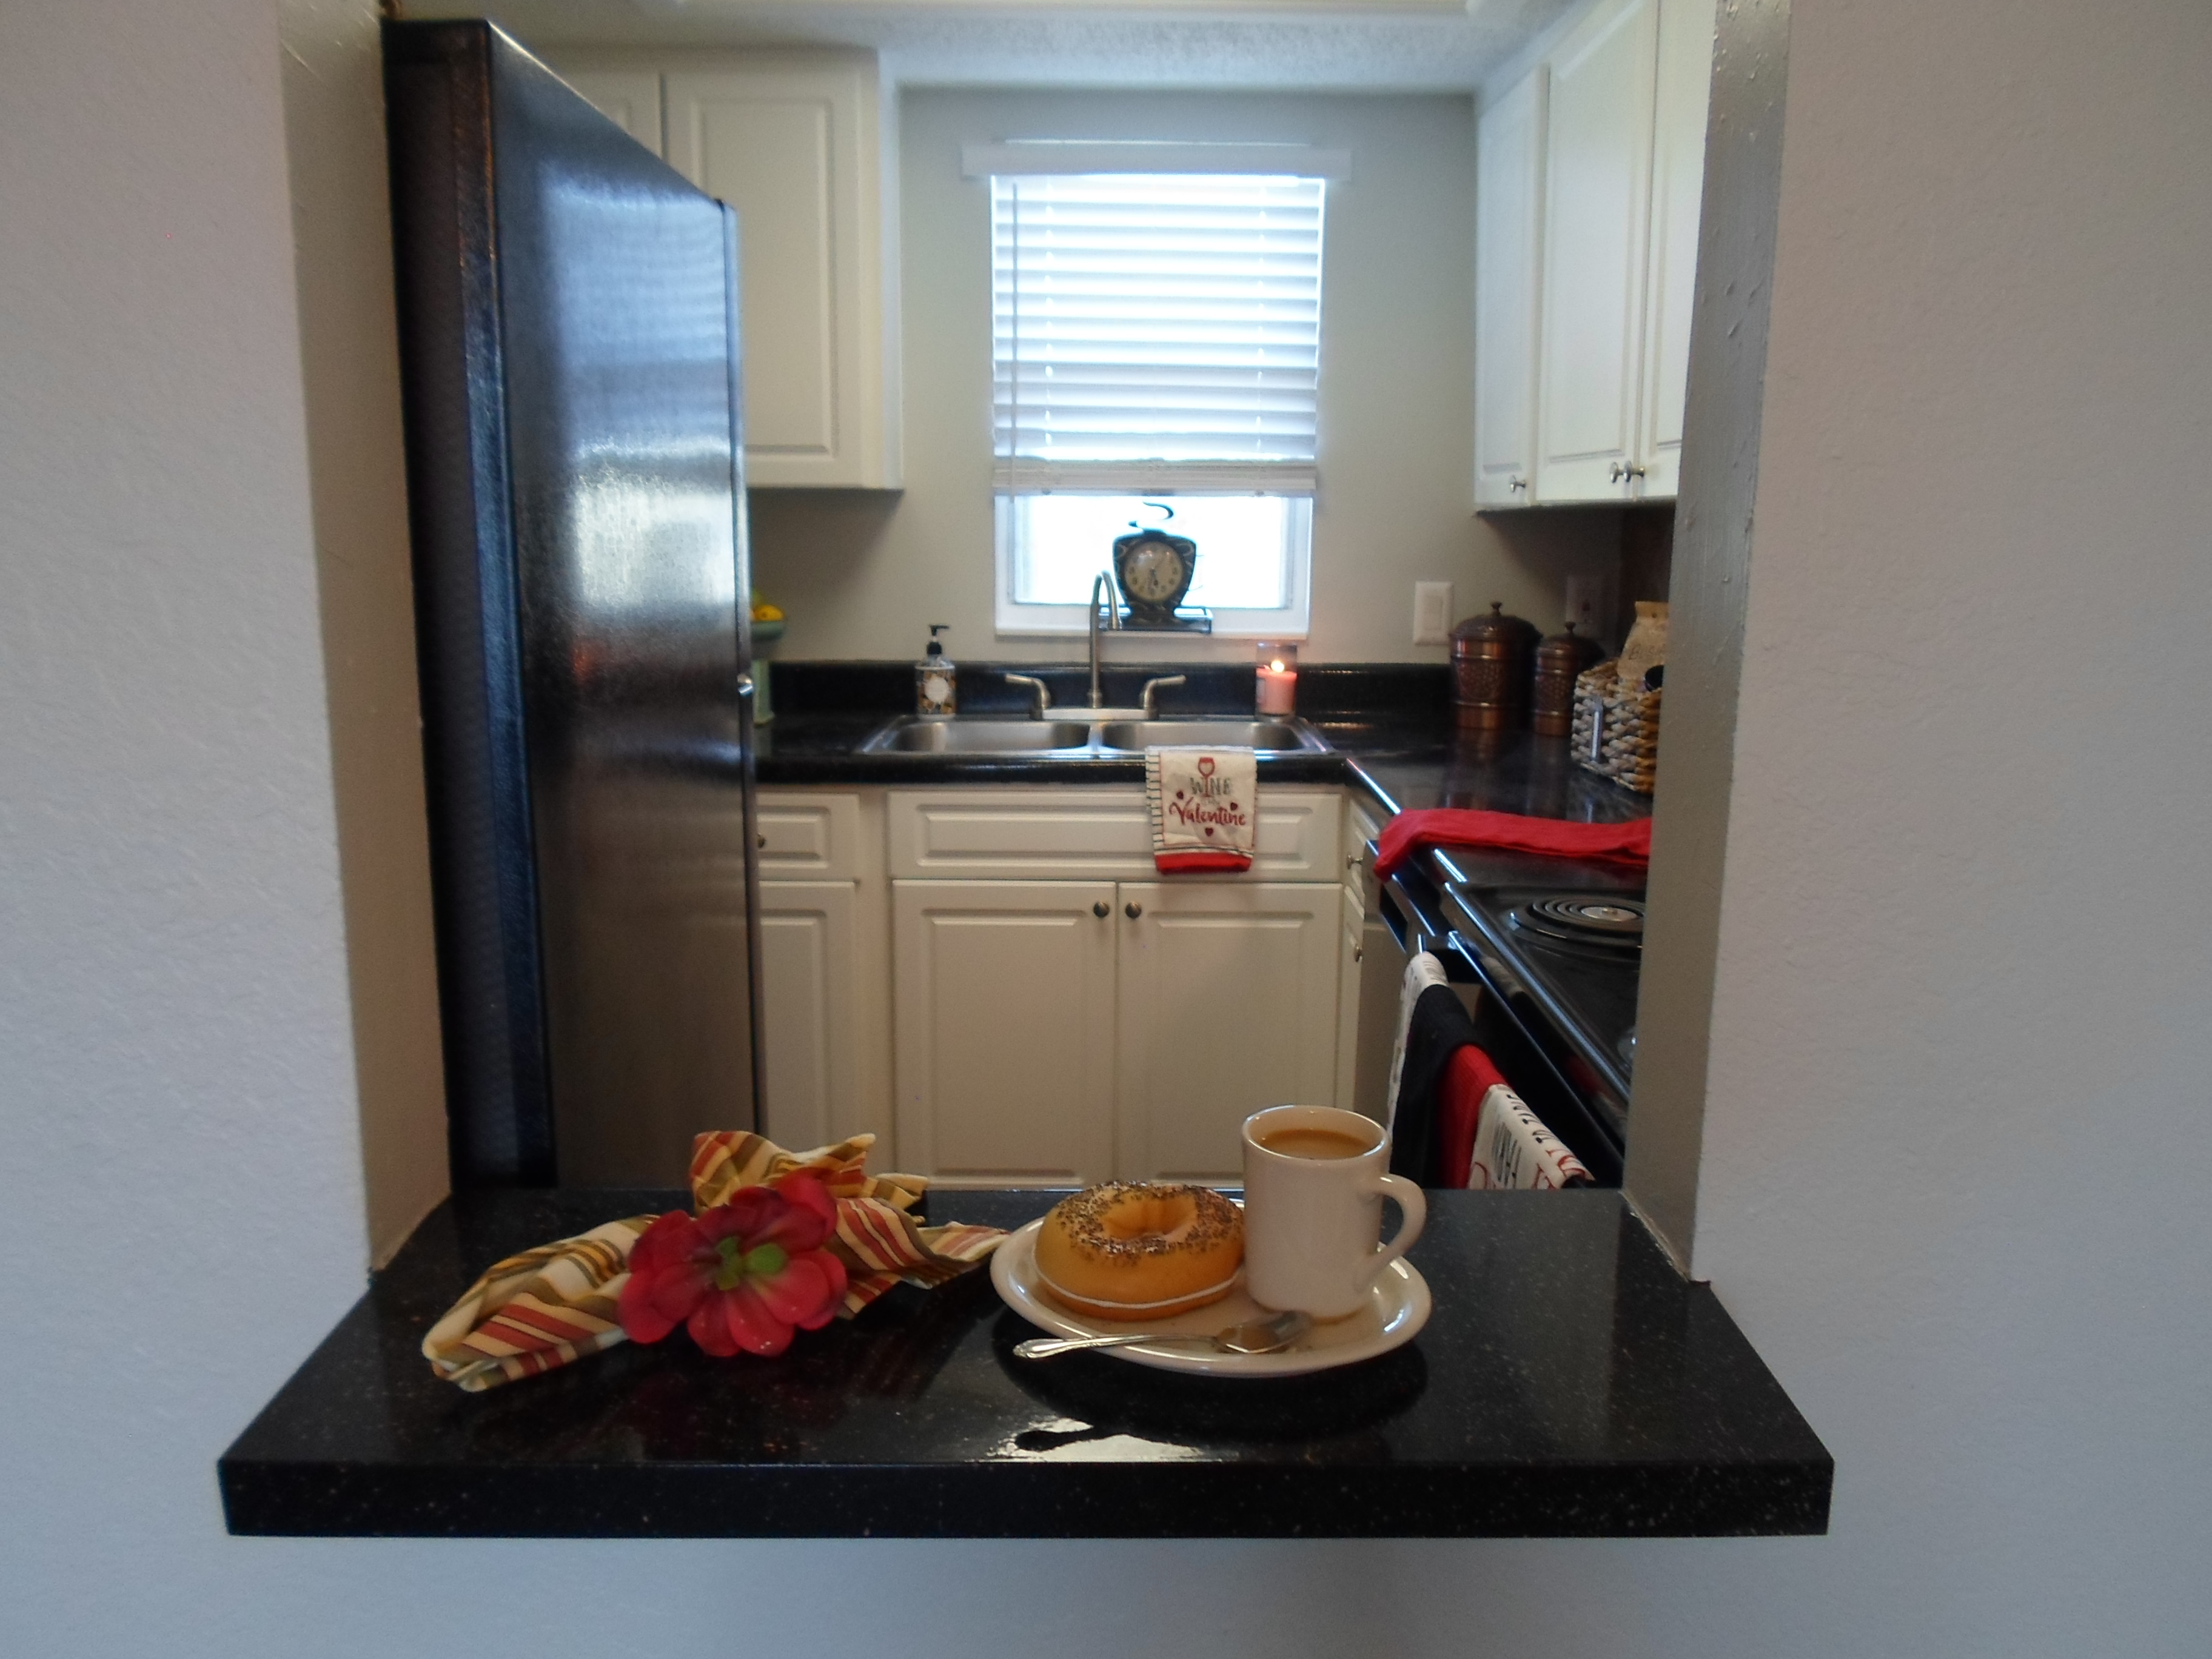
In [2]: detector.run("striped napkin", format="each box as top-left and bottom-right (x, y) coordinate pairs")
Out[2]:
(422, 1132), (1004, 1392)
(1144, 746), (1258, 873)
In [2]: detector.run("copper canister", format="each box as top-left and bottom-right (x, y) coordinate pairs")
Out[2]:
(1532, 622), (1606, 737)
(1450, 602), (1541, 730)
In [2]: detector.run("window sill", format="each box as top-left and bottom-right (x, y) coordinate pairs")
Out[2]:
(220, 1188), (1830, 1539)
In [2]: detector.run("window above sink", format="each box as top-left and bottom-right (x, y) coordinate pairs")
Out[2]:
(976, 152), (1340, 639)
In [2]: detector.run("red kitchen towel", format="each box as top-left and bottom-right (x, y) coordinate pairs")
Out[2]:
(1436, 1044), (1510, 1189)
(1145, 746), (1257, 873)
(1371, 808), (1651, 880)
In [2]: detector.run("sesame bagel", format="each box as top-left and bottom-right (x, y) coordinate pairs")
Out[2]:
(1034, 1183), (1245, 1322)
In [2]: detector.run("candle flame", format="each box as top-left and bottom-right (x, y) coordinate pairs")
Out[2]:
(1269, 659), (1285, 673)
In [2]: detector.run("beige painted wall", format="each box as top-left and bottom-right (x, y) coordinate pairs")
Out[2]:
(749, 85), (1621, 665)
(278, 0), (451, 1265)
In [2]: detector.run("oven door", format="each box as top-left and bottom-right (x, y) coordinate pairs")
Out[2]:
(1443, 929), (1625, 1185)
(1367, 858), (1623, 1187)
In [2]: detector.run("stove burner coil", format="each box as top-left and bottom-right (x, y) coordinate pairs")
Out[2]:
(1509, 896), (1646, 951)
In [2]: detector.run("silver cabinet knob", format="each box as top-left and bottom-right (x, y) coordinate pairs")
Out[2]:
(1093, 901), (1110, 919)
(1626, 462), (1648, 480)
(1124, 902), (1143, 920)
(1509, 474), (1527, 492)
(1353, 943), (1365, 963)
(757, 834), (767, 850)
(1609, 461), (1626, 483)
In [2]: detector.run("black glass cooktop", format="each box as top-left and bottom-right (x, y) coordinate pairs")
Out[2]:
(1447, 885), (1644, 1142)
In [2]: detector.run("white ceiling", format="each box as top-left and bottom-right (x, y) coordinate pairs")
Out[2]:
(432, 0), (1577, 91)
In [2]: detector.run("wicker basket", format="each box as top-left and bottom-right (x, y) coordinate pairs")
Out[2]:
(1571, 659), (1661, 795)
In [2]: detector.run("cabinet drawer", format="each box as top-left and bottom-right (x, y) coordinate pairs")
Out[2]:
(756, 789), (865, 880)
(886, 786), (1341, 882)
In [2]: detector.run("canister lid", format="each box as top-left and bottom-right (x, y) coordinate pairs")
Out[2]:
(1451, 602), (1540, 651)
(1536, 620), (1606, 672)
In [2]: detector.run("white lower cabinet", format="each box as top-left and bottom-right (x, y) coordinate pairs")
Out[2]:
(1114, 882), (1343, 1185)
(756, 881), (857, 1153)
(886, 787), (1347, 1184)
(892, 880), (1119, 1187)
(754, 789), (891, 1155)
(767, 784), (1360, 1183)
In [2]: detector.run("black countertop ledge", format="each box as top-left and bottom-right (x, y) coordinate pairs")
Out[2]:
(220, 1187), (1831, 1538)
(224, 667), (1827, 1538)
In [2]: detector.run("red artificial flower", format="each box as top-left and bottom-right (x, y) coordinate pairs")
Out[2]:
(618, 1174), (849, 1358)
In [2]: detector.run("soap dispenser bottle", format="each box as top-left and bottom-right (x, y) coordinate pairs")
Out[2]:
(916, 625), (956, 715)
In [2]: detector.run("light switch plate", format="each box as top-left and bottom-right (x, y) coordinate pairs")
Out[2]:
(1413, 581), (1453, 646)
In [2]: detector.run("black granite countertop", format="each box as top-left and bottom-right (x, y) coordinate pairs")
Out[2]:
(753, 660), (1652, 838)
(220, 1187), (1829, 1538)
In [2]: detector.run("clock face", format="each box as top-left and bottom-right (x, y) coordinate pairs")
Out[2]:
(1120, 537), (1188, 604)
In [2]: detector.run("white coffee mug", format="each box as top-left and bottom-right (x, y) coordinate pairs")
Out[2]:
(1241, 1105), (1427, 1320)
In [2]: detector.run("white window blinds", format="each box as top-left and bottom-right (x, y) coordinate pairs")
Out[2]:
(991, 172), (1326, 494)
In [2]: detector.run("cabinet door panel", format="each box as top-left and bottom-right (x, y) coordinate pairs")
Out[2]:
(1335, 883), (1367, 1116)
(1636, 0), (1717, 498)
(1350, 915), (1406, 1122)
(1114, 882), (1341, 1184)
(668, 84), (837, 458)
(757, 881), (856, 1152)
(893, 881), (1116, 1186)
(1474, 70), (1546, 508)
(1537, 0), (1658, 502)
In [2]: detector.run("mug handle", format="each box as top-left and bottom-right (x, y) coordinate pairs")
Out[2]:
(1360, 1173), (1427, 1288)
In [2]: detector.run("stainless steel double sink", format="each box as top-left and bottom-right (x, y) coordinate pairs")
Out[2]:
(858, 715), (1331, 757)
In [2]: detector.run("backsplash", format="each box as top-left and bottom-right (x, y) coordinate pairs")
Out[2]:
(766, 660), (1453, 723)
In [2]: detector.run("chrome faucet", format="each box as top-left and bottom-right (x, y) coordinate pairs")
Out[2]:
(1087, 570), (1121, 709)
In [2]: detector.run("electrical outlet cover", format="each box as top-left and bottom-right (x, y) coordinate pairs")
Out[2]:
(1413, 581), (1453, 646)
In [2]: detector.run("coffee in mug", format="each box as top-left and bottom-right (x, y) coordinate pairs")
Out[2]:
(1254, 1126), (1370, 1161)
(1241, 1105), (1426, 1321)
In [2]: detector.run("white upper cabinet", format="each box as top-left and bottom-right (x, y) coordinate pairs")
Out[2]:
(1536, 0), (1660, 503)
(552, 50), (902, 489)
(1473, 69), (1546, 508)
(1635, 0), (1717, 498)
(1475, 0), (1713, 506)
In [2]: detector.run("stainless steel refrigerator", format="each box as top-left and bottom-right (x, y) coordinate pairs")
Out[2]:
(384, 19), (762, 1188)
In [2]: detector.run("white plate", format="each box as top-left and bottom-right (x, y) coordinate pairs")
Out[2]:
(990, 1216), (1431, 1378)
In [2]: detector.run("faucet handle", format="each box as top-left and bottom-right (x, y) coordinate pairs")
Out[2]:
(1002, 672), (1051, 717)
(1138, 675), (1187, 718)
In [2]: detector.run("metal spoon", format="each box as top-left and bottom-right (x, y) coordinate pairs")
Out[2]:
(1014, 1309), (1312, 1361)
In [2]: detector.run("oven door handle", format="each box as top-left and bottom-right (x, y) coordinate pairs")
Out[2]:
(1384, 871), (1453, 959)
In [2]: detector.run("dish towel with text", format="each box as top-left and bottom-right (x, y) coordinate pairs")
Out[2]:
(1462, 1062), (1593, 1190)
(1145, 746), (1258, 873)
(420, 1132), (1004, 1392)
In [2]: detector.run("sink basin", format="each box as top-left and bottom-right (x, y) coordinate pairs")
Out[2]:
(857, 716), (1330, 757)
(860, 719), (1095, 754)
(1096, 720), (1324, 752)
